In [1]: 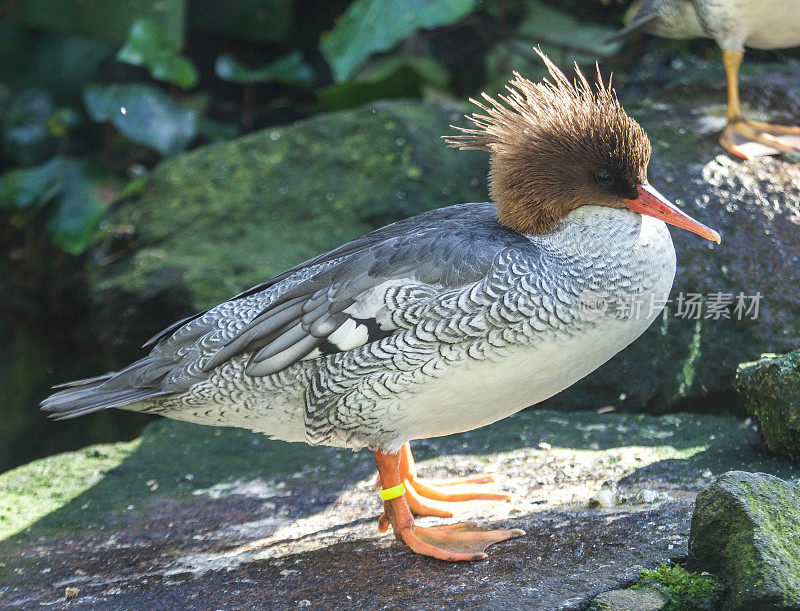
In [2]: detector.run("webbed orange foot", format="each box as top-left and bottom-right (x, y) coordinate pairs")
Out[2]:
(373, 449), (523, 561)
(721, 118), (800, 160)
(376, 442), (511, 519)
(398, 522), (525, 561)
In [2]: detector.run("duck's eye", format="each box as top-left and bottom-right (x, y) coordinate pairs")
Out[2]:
(595, 169), (614, 186)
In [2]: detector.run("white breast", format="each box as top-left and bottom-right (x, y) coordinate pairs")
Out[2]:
(700, 0), (800, 50)
(398, 209), (677, 444)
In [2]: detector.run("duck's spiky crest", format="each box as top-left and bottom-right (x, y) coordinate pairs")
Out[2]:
(445, 49), (651, 235)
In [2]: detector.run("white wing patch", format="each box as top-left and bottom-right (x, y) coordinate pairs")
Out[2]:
(326, 318), (369, 351)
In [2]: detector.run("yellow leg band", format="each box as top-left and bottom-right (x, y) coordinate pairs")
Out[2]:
(379, 483), (406, 501)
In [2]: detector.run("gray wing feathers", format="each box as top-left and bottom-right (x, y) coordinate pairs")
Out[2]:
(203, 294), (308, 370)
(42, 354), (185, 419)
(197, 204), (530, 376)
(51, 371), (115, 389)
(42, 203), (530, 417)
(247, 327), (321, 376)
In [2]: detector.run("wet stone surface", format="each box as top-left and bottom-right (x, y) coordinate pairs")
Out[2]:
(1, 410), (796, 609)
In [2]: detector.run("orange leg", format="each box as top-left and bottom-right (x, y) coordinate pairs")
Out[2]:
(720, 49), (800, 160)
(376, 442), (512, 519)
(373, 450), (524, 561)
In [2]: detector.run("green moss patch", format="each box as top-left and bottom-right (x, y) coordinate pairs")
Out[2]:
(0, 440), (138, 539)
(0, 416), (366, 541)
(635, 562), (723, 610)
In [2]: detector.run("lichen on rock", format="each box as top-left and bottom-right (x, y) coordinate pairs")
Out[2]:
(590, 563), (723, 611)
(589, 585), (669, 611)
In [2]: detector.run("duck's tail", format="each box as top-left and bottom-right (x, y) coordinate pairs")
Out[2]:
(601, 9), (659, 45)
(41, 363), (171, 420)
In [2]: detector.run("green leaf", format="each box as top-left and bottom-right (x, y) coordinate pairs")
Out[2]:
(320, 0), (477, 83)
(148, 54), (198, 89)
(0, 157), (64, 212)
(0, 89), (57, 165)
(46, 160), (104, 254)
(117, 18), (198, 89)
(215, 51), (315, 86)
(0, 156), (104, 253)
(4, 0), (185, 45)
(318, 54), (450, 110)
(83, 83), (197, 156)
(0, 28), (115, 103)
(117, 17), (177, 63)
(361, 55), (448, 87)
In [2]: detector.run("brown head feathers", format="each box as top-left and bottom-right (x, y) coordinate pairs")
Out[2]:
(446, 50), (651, 235)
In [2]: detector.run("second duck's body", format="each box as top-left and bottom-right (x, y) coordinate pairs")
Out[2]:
(635, 0), (800, 50)
(610, 0), (800, 158)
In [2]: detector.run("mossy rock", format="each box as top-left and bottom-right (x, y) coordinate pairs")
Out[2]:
(635, 563), (723, 610)
(735, 351), (800, 461)
(688, 471), (800, 609)
(87, 100), (489, 358)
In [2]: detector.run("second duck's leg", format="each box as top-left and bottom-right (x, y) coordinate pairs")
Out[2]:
(373, 449), (524, 561)
(720, 49), (800, 160)
(375, 442), (512, 519)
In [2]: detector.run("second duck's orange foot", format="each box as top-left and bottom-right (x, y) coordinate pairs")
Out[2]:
(721, 118), (800, 160)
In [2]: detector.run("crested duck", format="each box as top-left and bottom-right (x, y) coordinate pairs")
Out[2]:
(42, 52), (720, 562)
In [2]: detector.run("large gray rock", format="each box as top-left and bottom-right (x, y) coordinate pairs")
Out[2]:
(688, 471), (800, 609)
(735, 350), (800, 461)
